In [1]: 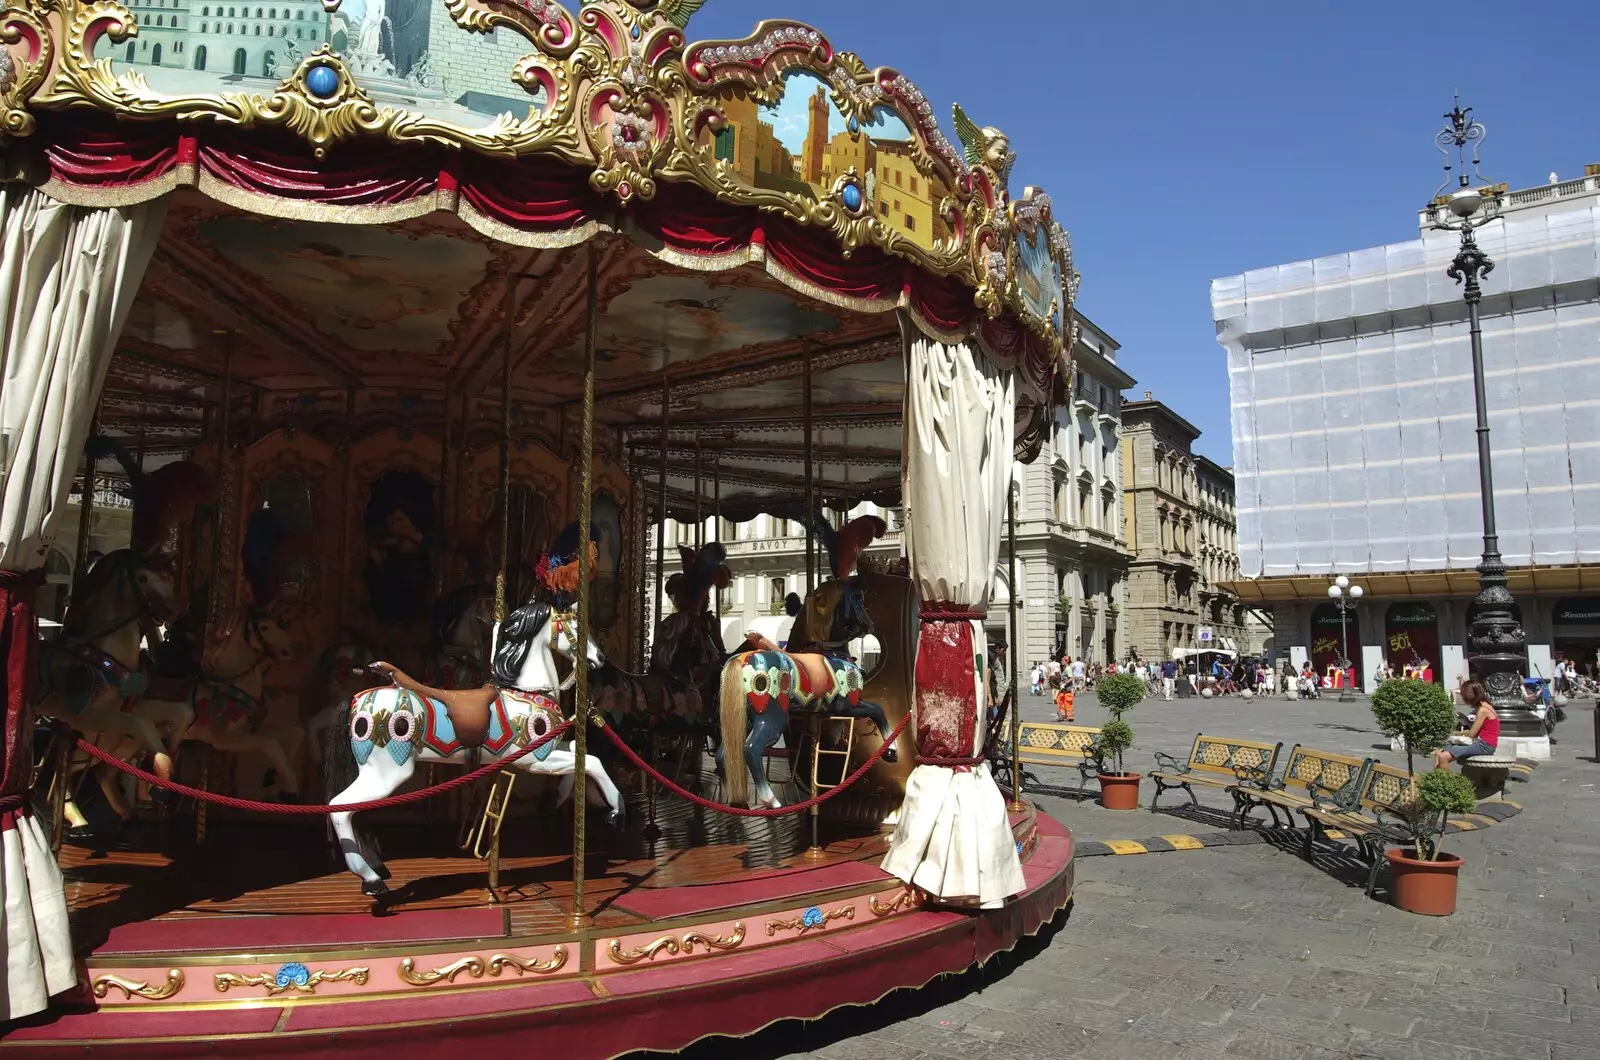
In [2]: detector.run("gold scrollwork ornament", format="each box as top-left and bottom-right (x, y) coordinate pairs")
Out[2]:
(91, 969), (186, 1001)
(399, 948), (569, 986)
(214, 964), (370, 995)
(397, 956), (486, 986)
(765, 905), (855, 937)
(0, 6), (52, 138)
(607, 923), (744, 964)
(868, 886), (925, 917)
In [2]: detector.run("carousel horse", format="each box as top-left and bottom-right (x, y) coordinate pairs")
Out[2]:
(34, 443), (214, 806)
(306, 640), (382, 772)
(134, 600), (306, 799)
(132, 509), (311, 799)
(717, 514), (898, 809)
(590, 542), (731, 751)
(324, 597), (623, 896)
(424, 584), (495, 690)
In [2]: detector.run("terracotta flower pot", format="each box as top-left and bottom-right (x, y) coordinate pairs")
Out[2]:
(1385, 848), (1463, 916)
(1097, 772), (1141, 810)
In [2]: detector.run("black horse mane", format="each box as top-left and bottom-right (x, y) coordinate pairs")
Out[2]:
(490, 599), (551, 688)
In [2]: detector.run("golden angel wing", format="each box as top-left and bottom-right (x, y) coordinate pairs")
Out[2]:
(658, 0), (708, 28)
(951, 102), (988, 169)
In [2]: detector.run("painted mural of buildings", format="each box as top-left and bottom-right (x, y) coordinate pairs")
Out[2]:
(113, 0), (333, 77)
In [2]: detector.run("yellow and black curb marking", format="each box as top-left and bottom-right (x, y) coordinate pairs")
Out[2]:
(1076, 800), (1523, 858)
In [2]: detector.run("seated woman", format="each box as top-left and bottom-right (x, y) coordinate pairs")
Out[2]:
(1435, 680), (1500, 769)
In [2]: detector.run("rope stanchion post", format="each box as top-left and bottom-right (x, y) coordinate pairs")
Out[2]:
(802, 713), (825, 860)
(1007, 480), (1023, 812)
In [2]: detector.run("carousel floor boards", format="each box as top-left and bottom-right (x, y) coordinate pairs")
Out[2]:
(6, 795), (1074, 1058)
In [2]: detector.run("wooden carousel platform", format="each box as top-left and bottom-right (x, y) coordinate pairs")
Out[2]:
(2, 792), (1074, 1057)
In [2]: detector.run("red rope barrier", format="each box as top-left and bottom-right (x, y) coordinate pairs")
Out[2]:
(73, 721), (573, 815)
(599, 712), (911, 818)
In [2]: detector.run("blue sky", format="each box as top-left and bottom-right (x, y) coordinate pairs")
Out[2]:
(687, 1), (1598, 464)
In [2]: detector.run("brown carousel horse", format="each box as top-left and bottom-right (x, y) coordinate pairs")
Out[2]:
(718, 515), (900, 809)
(590, 542), (733, 755)
(132, 508), (309, 801)
(34, 441), (214, 817)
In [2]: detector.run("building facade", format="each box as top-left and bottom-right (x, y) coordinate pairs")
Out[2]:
(1120, 395), (1246, 661)
(1212, 163), (1600, 708)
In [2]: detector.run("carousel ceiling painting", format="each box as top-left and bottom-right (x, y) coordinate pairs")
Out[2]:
(543, 273), (840, 380)
(196, 215), (498, 353)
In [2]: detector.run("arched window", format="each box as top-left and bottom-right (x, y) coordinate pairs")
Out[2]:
(294, 26), (301, 37)
(295, 8), (303, 17)
(307, 28), (315, 39)
(194, 43), (207, 68)
(125, 40), (135, 60)
(202, 6), (208, 15)
(228, 6), (235, 15)
(199, 22), (206, 31)
(232, 46), (246, 73)
(254, 24), (260, 33)
(151, 42), (162, 64)
(268, 6), (274, 15)
(154, 14), (162, 25)
(266, 24), (273, 34)
(227, 22), (233, 31)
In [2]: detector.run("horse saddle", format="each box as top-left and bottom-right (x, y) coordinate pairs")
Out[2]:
(381, 666), (497, 750)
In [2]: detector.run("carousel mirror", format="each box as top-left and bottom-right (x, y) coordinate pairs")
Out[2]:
(91, 0), (551, 136)
(362, 468), (436, 624)
(589, 490), (623, 631)
(702, 69), (941, 252)
(261, 469), (315, 597)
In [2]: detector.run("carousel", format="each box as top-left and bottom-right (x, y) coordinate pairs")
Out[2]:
(0, 0), (1078, 1053)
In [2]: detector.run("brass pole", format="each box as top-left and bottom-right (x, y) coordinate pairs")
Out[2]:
(654, 374), (669, 636)
(693, 434), (702, 552)
(712, 451), (721, 619)
(209, 338), (233, 628)
(1008, 477), (1024, 812)
(801, 340), (823, 861)
(803, 339), (813, 598)
(72, 416), (98, 595)
(571, 241), (599, 929)
(488, 276), (515, 898)
(436, 370), (454, 602)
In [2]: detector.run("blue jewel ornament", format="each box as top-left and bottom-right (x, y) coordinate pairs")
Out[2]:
(275, 962), (311, 990)
(847, 117), (859, 135)
(630, 23), (640, 39)
(801, 906), (824, 928)
(305, 64), (340, 99)
(840, 182), (862, 212)
(1016, 840), (1024, 855)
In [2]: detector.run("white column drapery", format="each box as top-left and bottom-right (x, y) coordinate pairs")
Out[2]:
(881, 328), (1025, 908)
(0, 185), (164, 1019)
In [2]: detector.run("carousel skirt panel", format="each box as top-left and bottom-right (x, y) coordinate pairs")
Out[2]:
(4, 799), (1072, 1057)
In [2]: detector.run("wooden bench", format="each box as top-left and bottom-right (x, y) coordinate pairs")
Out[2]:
(1149, 734), (1282, 813)
(995, 722), (1102, 800)
(1232, 745), (1370, 831)
(1299, 762), (1427, 896)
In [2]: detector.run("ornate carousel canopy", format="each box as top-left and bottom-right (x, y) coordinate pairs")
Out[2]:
(2, 0), (1081, 517)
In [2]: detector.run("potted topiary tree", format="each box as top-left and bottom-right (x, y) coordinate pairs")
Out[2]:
(1369, 678), (1478, 915)
(1093, 673), (1145, 810)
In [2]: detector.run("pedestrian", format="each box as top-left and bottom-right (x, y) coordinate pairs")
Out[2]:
(1160, 657), (1177, 701)
(1046, 656), (1062, 692)
(1030, 662), (1044, 697)
(1071, 656), (1086, 693)
(1435, 680), (1499, 769)
(1054, 684), (1075, 722)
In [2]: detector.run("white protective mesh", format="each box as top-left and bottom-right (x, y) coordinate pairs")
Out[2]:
(1215, 197), (1600, 577)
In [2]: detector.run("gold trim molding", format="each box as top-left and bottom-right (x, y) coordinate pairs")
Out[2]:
(91, 969), (185, 1001)
(213, 965), (370, 995)
(765, 905), (855, 937)
(606, 923), (745, 965)
(398, 947), (569, 986)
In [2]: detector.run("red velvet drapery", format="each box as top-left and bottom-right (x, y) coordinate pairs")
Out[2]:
(0, 571), (43, 833)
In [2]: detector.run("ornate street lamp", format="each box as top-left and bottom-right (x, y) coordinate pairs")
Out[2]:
(1424, 97), (1537, 751)
(1326, 575), (1363, 701)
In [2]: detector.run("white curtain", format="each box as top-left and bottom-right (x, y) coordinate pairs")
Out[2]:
(0, 185), (165, 1019)
(881, 328), (1025, 908)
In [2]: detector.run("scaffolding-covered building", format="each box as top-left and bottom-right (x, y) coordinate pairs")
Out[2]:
(1212, 166), (1600, 699)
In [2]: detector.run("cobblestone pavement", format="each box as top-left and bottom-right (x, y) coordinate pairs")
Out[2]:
(644, 695), (1600, 1060)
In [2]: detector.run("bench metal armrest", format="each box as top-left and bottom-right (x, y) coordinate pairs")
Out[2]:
(1307, 776), (1362, 813)
(1230, 762), (1272, 789)
(1152, 751), (1188, 775)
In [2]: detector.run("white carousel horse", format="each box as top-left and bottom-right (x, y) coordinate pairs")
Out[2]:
(36, 550), (192, 806)
(131, 602), (306, 800)
(324, 599), (623, 895)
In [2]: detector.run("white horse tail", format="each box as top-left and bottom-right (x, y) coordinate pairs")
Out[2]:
(720, 654), (750, 806)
